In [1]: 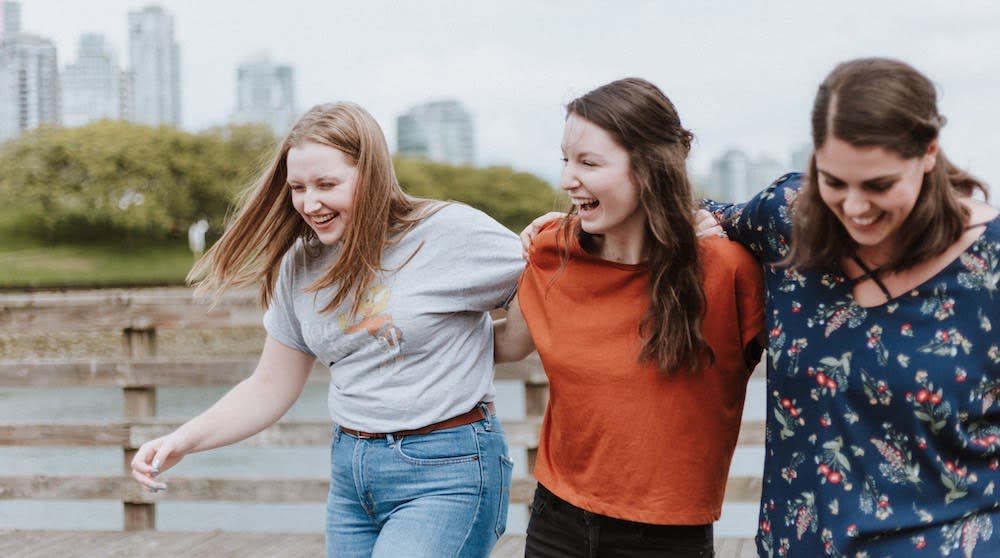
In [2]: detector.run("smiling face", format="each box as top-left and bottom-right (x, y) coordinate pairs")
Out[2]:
(560, 112), (645, 250)
(286, 141), (359, 245)
(815, 135), (937, 263)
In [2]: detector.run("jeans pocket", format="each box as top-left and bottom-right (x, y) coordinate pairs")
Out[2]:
(495, 455), (514, 537)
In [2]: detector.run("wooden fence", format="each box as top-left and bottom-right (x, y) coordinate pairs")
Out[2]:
(0, 287), (762, 552)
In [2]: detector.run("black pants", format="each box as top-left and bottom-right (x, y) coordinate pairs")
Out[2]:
(524, 484), (715, 558)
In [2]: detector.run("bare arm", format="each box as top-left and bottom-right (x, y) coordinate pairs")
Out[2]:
(493, 294), (536, 363)
(130, 334), (315, 491)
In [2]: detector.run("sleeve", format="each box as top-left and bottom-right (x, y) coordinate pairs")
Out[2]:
(424, 204), (526, 312)
(702, 172), (803, 265)
(734, 243), (766, 369)
(262, 246), (314, 356)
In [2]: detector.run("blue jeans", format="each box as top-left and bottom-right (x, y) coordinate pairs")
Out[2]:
(326, 405), (512, 558)
(526, 484), (714, 557)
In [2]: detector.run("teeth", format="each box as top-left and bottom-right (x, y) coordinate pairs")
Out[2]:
(314, 214), (335, 224)
(577, 199), (598, 210)
(852, 215), (878, 226)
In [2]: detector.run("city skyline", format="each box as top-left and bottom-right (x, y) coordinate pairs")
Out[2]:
(7, 0), (1000, 192)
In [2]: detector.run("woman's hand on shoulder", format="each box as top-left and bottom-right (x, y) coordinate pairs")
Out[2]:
(520, 212), (566, 260)
(695, 209), (727, 239)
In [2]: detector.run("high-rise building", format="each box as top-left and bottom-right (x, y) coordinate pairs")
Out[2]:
(126, 5), (180, 127)
(708, 149), (751, 201)
(231, 54), (296, 137)
(397, 100), (475, 166)
(61, 34), (122, 127)
(1, 1), (21, 41)
(0, 32), (59, 141)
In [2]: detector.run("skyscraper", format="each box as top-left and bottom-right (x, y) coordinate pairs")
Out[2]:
(126, 5), (180, 127)
(231, 54), (296, 136)
(1, 0), (21, 41)
(0, 32), (59, 141)
(61, 34), (122, 127)
(397, 100), (475, 166)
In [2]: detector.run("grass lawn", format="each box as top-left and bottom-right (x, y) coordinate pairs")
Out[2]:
(0, 233), (198, 289)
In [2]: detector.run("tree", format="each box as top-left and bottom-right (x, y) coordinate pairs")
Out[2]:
(0, 121), (276, 242)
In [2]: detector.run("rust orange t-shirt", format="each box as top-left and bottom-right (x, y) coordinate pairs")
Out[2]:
(517, 221), (764, 525)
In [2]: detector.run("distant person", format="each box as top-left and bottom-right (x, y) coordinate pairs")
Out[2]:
(187, 218), (209, 258)
(130, 102), (524, 558)
(494, 77), (765, 557)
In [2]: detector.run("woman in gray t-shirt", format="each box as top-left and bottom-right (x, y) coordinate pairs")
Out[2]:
(130, 102), (524, 558)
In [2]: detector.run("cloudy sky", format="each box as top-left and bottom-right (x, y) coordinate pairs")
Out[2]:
(16, 0), (1000, 193)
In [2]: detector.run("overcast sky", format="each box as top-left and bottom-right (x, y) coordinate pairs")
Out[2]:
(16, 0), (1000, 193)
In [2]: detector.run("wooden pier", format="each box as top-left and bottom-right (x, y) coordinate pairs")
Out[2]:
(0, 288), (760, 557)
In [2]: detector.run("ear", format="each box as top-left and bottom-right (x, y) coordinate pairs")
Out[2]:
(921, 139), (939, 173)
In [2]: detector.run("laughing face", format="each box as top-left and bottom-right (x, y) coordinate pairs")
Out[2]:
(286, 141), (359, 245)
(560, 113), (645, 247)
(815, 136), (937, 264)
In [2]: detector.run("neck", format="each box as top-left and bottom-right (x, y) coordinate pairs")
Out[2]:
(592, 233), (645, 264)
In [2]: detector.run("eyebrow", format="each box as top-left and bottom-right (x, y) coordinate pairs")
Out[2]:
(817, 169), (901, 187)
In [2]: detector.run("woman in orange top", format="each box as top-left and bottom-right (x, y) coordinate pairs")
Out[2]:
(494, 77), (765, 557)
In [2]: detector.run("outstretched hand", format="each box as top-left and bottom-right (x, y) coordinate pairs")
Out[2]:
(519, 212), (566, 259)
(130, 433), (189, 493)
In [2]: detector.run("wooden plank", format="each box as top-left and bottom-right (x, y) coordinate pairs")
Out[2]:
(0, 357), (322, 388)
(0, 416), (548, 450)
(0, 531), (754, 558)
(0, 288), (262, 333)
(0, 473), (761, 505)
(0, 356), (552, 387)
(0, 474), (536, 505)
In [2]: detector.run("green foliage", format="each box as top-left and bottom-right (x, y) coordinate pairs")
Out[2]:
(0, 122), (559, 243)
(393, 156), (564, 232)
(0, 121), (277, 242)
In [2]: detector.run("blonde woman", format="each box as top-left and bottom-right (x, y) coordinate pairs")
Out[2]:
(130, 102), (523, 558)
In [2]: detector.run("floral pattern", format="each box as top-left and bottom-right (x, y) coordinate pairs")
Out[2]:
(705, 173), (1000, 557)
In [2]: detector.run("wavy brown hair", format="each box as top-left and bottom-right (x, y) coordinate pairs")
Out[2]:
(188, 102), (440, 316)
(788, 58), (989, 272)
(557, 77), (711, 373)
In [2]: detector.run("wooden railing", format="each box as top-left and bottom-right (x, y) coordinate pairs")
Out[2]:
(0, 288), (763, 532)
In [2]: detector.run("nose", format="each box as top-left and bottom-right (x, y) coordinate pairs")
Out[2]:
(560, 169), (581, 192)
(842, 187), (869, 216)
(302, 191), (324, 213)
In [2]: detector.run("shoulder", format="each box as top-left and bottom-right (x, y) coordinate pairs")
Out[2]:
(700, 237), (759, 271)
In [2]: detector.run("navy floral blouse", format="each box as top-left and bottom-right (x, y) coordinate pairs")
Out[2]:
(705, 173), (1000, 557)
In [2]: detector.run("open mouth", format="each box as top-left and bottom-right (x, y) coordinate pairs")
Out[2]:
(313, 212), (338, 225)
(850, 212), (883, 226)
(578, 199), (599, 212)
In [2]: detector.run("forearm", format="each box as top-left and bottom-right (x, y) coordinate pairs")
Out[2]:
(493, 296), (535, 363)
(173, 336), (314, 454)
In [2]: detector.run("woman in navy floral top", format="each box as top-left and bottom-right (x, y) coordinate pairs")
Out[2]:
(704, 58), (999, 557)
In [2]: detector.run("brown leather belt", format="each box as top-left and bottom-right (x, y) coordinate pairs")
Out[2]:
(339, 402), (496, 439)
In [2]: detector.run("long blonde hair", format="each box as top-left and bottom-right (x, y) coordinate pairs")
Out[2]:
(189, 102), (439, 316)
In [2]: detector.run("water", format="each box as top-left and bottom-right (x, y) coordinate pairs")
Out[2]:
(0, 378), (765, 536)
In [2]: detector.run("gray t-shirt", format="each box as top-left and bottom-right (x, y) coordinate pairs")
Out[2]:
(264, 203), (524, 433)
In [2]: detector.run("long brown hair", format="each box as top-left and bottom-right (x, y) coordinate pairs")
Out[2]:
(558, 77), (711, 373)
(188, 102), (439, 315)
(788, 58), (988, 272)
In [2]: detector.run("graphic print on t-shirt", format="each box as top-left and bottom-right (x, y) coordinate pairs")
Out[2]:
(335, 284), (404, 373)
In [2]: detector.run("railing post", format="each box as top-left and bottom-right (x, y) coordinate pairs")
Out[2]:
(523, 381), (549, 475)
(122, 326), (157, 531)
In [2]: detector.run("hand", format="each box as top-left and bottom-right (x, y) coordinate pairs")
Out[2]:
(130, 433), (189, 493)
(520, 212), (566, 259)
(694, 209), (726, 239)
